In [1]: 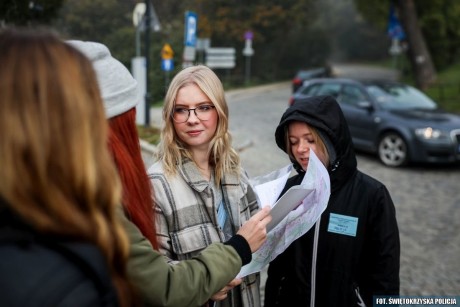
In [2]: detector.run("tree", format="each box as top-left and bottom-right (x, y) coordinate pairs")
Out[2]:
(396, 0), (436, 89)
(354, 0), (448, 89)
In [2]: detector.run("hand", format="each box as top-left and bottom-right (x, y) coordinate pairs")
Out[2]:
(210, 278), (242, 301)
(237, 206), (272, 252)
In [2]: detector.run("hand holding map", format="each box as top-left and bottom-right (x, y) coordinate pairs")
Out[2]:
(237, 150), (330, 278)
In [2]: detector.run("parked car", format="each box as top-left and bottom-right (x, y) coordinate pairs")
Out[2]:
(290, 78), (460, 167)
(291, 67), (328, 93)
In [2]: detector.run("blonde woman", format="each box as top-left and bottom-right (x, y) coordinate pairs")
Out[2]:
(148, 65), (262, 307)
(0, 28), (135, 306)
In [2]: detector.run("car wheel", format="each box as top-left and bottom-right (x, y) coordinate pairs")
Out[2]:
(377, 132), (409, 167)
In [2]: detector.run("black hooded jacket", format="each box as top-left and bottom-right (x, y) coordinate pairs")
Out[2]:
(265, 96), (400, 307)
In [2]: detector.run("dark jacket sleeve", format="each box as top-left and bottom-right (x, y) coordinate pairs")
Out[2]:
(118, 207), (243, 307)
(365, 184), (400, 301)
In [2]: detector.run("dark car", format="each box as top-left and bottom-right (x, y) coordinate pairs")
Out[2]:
(291, 68), (328, 93)
(290, 78), (460, 167)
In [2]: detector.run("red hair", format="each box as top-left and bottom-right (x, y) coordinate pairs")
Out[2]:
(108, 108), (159, 250)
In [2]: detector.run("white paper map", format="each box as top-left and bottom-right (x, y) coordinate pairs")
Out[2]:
(237, 150), (331, 278)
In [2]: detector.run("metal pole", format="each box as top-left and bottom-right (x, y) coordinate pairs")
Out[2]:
(135, 25), (141, 57)
(245, 56), (251, 85)
(144, 0), (151, 127)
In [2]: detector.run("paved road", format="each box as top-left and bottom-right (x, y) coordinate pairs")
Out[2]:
(146, 82), (460, 298)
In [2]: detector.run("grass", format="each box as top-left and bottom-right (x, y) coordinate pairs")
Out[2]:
(423, 62), (460, 113)
(136, 125), (161, 145)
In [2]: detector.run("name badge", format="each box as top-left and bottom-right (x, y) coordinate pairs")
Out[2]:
(328, 213), (358, 237)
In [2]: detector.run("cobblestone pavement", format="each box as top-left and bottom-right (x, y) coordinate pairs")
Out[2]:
(145, 83), (460, 298)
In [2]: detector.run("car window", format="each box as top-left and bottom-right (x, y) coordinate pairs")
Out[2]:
(300, 84), (320, 96)
(315, 83), (341, 99)
(366, 84), (437, 110)
(341, 85), (367, 106)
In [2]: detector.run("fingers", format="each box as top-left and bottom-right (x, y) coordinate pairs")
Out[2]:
(252, 206), (272, 228)
(252, 205), (271, 221)
(211, 280), (241, 301)
(210, 291), (227, 301)
(236, 206), (272, 253)
(210, 286), (228, 301)
(228, 278), (242, 287)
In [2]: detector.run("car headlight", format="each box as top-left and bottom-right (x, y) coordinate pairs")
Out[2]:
(415, 127), (448, 140)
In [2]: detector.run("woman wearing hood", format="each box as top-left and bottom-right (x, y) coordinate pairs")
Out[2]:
(264, 95), (400, 307)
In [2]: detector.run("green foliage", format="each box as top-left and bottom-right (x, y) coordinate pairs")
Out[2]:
(0, 0), (64, 25)
(424, 62), (460, 113)
(355, 0), (460, 71)
(416, 0), (460, 70)
(136, 124), (161, 145)
(3, 0), (459, 106)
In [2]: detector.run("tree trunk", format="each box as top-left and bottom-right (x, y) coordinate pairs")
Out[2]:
(396, 0), (436, 90)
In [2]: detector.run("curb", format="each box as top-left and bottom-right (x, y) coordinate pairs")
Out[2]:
(139, 139), (157, 155)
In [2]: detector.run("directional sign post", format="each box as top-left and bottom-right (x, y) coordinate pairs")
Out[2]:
(183, 11), (197, 67)
(387, 4), (405, 70)
(131, 1), (161, 126)
(243, 31), (254, 84)
(161, 43), (174, 87)
(161, 43), (174, 60)
(205, 48), (236, 69)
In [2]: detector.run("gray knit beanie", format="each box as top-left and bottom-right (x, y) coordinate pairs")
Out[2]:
(67, 40), (141, 119)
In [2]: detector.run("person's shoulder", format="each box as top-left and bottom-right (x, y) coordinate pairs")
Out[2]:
(355, 170), (389, 194)
(0, 237), (118, 307)
(239, 166), (251, 182)
(357, 170), (384, 185)
(147, 160), (167, 176)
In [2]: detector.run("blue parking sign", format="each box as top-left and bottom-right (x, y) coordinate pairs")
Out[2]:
(162, 59), (174, 72)
(184, 11), (197, 47)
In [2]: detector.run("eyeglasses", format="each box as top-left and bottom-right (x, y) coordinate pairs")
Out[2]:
(172, 105), (216, 123)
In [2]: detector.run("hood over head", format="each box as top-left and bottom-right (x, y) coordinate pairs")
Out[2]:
(275, 95), (357, 192)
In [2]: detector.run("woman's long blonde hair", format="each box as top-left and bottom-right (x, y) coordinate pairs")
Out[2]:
(158, 65), (240, 184)
(0, 28), (135, 306)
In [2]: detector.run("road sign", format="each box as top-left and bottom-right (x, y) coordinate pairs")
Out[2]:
(132, 2), (161, 32)
(184, 11), (197, 47)
(161, 59), (174, 72)
(161, 43), (174, 60)
(243, 40), (254, 57)
(196, 38), (211, 51)
(183, 46), (196, 62)
(387, 4), (405, 40)
(244, 31), (253, 40)
(205, 48), (236, 69)
(132, 3), (146, 27)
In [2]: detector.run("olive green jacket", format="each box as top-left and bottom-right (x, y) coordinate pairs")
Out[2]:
(118, 208), (242, 307)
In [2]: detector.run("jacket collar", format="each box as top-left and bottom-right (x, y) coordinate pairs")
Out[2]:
(178, 158), (210, 192)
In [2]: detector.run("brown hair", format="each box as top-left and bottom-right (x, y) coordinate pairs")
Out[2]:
(0, 28), (135, 306)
